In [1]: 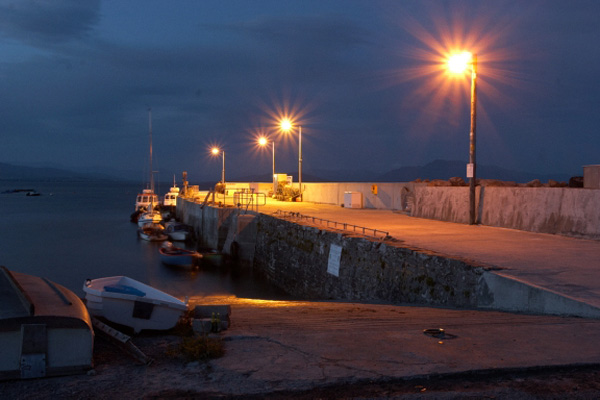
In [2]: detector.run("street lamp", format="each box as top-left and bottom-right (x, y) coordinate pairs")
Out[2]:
(279, 118), (302, 200)
(258, 136), (275, 190)
(211, 147), (225, 183)
(448, 51), (477, 225)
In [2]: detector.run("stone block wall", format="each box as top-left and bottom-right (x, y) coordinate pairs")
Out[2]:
(253, 214), (487, 307)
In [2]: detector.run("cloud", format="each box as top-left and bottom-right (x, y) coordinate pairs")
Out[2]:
(0, 0), (100, 46)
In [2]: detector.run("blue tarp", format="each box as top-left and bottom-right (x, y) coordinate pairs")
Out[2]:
(104, 284), (146, 297)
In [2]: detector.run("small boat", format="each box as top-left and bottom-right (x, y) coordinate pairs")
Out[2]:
(164, 220), (192, 241)
(137, 207), (162, 227)
(201, 249), (224, 267)
(159, 242), (202, 267)
(138, 223), (168, 241)
(26, 191), (41, 196)
(83, 276), (188, 334)
(163, 177), (180, 209)
(0, 267), (93, 380)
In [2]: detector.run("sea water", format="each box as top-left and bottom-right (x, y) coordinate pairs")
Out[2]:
(0, 180), (289, 300)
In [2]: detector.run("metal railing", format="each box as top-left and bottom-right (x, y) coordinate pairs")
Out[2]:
(274, 210), (390, 240)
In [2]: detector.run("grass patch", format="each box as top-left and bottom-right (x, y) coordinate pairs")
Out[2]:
(168, 334), (225, 362)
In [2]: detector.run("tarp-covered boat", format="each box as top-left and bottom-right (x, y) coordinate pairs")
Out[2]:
(83, 276), (188, 333)
(0, 267), (93, 380)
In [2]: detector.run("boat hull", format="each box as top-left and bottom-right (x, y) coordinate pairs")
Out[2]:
(0, 267), (93, 380)
(159, 247), (201, 267)
(83, 276), (188, 333)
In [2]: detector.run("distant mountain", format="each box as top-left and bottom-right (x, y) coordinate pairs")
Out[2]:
(376, 160), (573, 183)
(0, 162), (123, 181)
(1, 160), (575, 184)
(230, 160), (573, 184)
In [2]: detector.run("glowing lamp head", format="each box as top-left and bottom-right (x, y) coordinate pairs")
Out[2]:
(448, 51), (472, 73)
(258, 137), (268, 146)
(280, 118), (292, 132)
(211, 147), (220, 155)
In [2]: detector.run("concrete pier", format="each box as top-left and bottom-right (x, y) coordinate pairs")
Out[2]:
(178, 193), (600, 319)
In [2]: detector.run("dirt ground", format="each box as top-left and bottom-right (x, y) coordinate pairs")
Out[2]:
(2, 331), (600, 400)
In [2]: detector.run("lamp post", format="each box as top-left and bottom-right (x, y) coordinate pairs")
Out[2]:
(258, 136), (275, 190)
(448, 51), (477, 225)
(279, 118), (302, 201)
(211, 147), (225, 183)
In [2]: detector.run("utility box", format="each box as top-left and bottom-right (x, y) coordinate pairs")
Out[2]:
(583, 165), (600, 188)
(344, 191), (362, 208)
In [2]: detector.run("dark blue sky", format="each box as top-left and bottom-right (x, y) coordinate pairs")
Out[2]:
(1, 0), (598, 182)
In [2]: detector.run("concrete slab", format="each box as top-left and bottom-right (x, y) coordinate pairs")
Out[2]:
(190, 295), (600, 396)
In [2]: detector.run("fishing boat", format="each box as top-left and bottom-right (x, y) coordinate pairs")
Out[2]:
(82, 276), (188, 334)
(137, 203), (163, 228)
(138, 223), (168, 241)
(133, 109), (159, 214)
(163, 176), (180, 209)
(0, 267), (93, 380)
(163, 220), (192, 241)
(159, 242), (202, 267)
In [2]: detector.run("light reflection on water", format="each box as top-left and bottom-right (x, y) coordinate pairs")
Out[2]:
(0, 180), (289, 300)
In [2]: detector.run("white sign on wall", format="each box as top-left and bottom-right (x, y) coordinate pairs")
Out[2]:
(327, 244), (342, 277)
(466, 163), (474, 178)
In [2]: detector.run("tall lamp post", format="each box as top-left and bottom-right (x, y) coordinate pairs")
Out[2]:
(279, 118), (302, 201)
(258, 136), (275, 190)
(211, 147), (225, 183)
(448, 51), (477, 225)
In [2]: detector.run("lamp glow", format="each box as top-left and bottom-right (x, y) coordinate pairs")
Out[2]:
(448, 51), (472, 73)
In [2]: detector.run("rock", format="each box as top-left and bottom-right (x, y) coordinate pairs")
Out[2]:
(569, 176), (584, 188)
(526, 179), (543, 187)
(427, 179), (451, 187)
(479, 179), (516, 187)
(448, 177), (466, 186)
(548, 179), (567, 188)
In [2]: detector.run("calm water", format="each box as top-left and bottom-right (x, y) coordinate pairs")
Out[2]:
(0, 180), (289, 300)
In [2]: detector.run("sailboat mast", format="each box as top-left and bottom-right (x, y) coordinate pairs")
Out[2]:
(148, 108), (153, 193)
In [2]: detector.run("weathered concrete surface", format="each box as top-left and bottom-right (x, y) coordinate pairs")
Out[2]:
(192, 296), (600, 396)
(234, 181), (600, 239)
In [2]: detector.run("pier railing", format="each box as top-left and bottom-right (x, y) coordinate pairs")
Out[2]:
(274, 210), (390, 240)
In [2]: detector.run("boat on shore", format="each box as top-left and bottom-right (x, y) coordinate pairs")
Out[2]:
(0, 267), (93, 380)
(82, 276), (188, 334)
(159, 242), (202, 267)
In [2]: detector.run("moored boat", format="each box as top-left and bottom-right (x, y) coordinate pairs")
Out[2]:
(137, 206), (163, 227)
(163, 177), (180, 209)
(133, 108), (159, 217)
(135, 188), (159, 213)
(138, 223), (168, 241)
(0, 267), (93, 380)
(164, 220), (192, 241)
(159, 242), (202, 267)
(82, 276), (188, 334)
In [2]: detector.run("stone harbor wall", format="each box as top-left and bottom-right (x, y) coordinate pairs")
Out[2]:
(252, 213), (487, 307)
